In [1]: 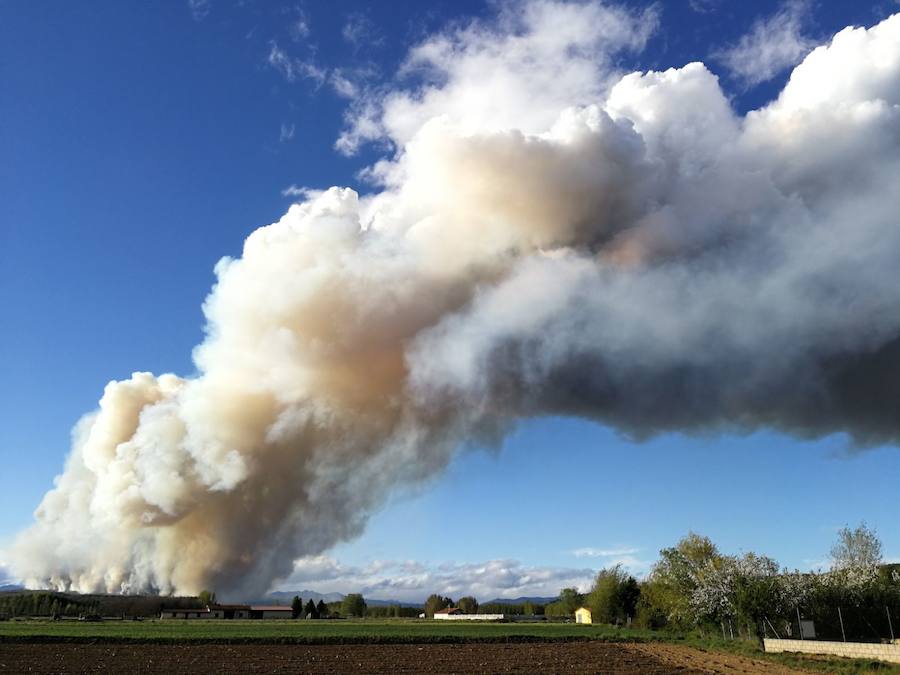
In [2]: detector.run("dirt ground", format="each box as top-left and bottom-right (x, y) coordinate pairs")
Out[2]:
(0, 641), (811, 674)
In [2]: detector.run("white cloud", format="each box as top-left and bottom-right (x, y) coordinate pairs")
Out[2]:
(330, 71), (359, 99)
(290, 12), (311, 42)
(342, 11), (384, 50)
(713, 0), (815, 87)
(337, 0), (659, 154)
(279, 123), (295, 143)
(569, 547), (650, 575)
(275, 556), (596, 602)
(571, 546), (639, 558)
(267, 42), (327, 87)
(689, 0), (721, 13)
(280, 185), (324, 199)
(801, 558), (831, 572)
(188, 0), (210, 22)
(267, 43), (372, 101)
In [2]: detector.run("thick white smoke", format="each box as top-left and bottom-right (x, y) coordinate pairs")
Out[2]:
(10, 3), (900, 596)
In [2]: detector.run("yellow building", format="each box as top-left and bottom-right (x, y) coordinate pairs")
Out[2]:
(575, 607), (592, 624)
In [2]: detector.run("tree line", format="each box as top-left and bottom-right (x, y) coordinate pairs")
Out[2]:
(630, 524), (900, 644)
(415, 523), (899, 644)
(0, 591), (202, 619)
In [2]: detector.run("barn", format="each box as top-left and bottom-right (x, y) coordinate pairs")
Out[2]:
(249, 605), (293, 619)
(161, 604), (250, 619)
(160, 603), (296, 620)
(160, 607), (224, 619)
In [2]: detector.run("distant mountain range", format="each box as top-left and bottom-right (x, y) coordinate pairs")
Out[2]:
(261, 591), (558, 608)
(263, 590), (421, 607)
(482, 596), (558, 605)
(0, 584), (24, 593)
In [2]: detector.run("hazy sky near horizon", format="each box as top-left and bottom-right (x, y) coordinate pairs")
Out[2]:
(2, 0), (899, 601)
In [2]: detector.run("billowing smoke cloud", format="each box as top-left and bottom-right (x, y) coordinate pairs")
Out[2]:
(10, 3), (900, 596)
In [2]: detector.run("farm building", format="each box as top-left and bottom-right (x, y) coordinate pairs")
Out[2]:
(434, 608), (506, 621)
(249, 605), (293, 619)
(575, 607), (592, 624)
(160, 606), (225, 619)
(161, 604), (291, 619)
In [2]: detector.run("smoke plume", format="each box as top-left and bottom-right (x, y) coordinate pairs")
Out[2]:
(10, 3), (900, 595)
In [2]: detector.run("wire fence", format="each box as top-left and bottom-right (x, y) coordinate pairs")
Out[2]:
(764, 603), (899, 643)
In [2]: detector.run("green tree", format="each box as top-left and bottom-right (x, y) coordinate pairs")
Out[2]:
(291, 595), (303, 619)
(341, 593), (366, 617)
(198, 590), (216, 607)
(457, 596), (479, 614)
(304, 599), (319, 619)
(586, 566), (640, 625)
(424, 594), (453, 617)
(316, 599), (328, 618)
(650, 532), (722, 629)
(559, 587), (584, 614)
(831, 523), (883, 570)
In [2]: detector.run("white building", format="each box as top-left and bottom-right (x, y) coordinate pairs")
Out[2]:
(434, 608), (505, 621)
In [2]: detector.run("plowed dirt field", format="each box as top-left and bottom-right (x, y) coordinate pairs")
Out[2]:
(0, 641), (810, 674)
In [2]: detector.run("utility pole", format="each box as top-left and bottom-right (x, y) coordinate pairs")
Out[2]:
(796, 607), (804, 640)
(888, 606), (895, 642)
(838, 607), (846, 642)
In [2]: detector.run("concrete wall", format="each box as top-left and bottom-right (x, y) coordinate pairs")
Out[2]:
(764, 638), (900, 664)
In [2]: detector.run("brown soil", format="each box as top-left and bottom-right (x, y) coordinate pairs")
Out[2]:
(0, 641), (811, 674)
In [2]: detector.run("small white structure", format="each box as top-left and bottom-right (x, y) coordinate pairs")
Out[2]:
(575, 607), (592, 624)
(434, 608), (505, 621)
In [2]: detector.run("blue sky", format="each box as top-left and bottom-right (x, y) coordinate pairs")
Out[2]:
(2, 0), (899, 599)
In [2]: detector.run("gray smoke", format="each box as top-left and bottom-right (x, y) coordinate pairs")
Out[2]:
(9, 2), (900, 596)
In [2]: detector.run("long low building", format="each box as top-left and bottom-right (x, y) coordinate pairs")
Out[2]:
(160, 604), (293, 619)
(434, 608), (505, 621)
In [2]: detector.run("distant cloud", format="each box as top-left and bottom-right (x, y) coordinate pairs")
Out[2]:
(279, 123), (296, 143)
(342, 11), (384, 50)
(689, 0), (721, 13)
(281, 185), (324, 199)
(713, 0), (815, 88)
(289, 11), (311, 42)
(267, 41), (374, 102)
(801, 558), (831, 572)
(330, 71), (359, 99)
(275, 556), (596, 602)
(569, 547), (650, 575)
(267, 42), (327, 87)
(187, 0), (211, 22)
(571, 546), (640, 558)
